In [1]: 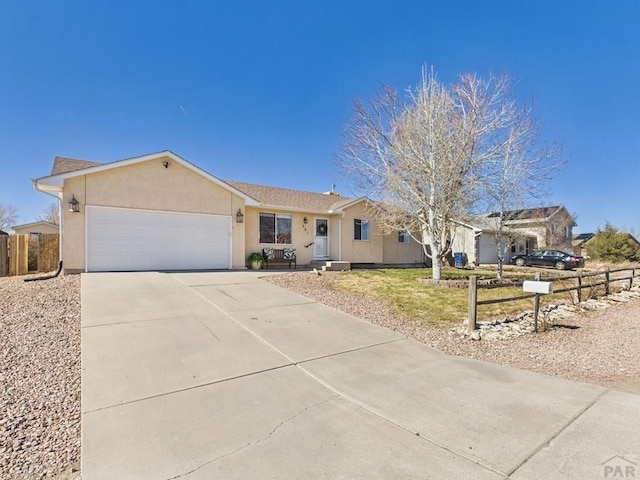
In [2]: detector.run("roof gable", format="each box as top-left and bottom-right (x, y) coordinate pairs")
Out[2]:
(466, 205), (576, 232)
(11, 221), (59, 230)
(486, 206), (563, 221)
(35, 151), (259, 205)
(484, 205), (576, 226)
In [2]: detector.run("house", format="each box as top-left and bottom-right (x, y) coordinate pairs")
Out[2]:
(33, 151), (424, 273)
(572, 232), (594, 257)
(449, 206), (577, 265)
(574, 231), (640, 258)
(11, 221), (59, 236)
(0, 230), (8, 236)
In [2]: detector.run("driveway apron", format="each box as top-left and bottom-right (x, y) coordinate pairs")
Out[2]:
(81, 271), (640, 479)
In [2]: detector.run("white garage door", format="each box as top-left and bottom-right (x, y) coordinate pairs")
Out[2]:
(478, 234), (498, 264)
(86, 206), (232, 272)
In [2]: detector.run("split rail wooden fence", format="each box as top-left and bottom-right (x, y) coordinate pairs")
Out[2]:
(467, 266), (639, 331)
(0, 234), (59, 277)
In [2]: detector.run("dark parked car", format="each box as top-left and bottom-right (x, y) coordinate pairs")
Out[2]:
(511, 250), (585, 270)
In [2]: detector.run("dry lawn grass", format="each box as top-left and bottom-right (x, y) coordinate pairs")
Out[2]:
(328, 267), (636, 325)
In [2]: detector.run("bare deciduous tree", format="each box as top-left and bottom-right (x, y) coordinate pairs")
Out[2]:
(39, 202), (60, 225)
(0, 202), (19, 232)
(476, 110), (562, 279)
(338, 68), (551, 280)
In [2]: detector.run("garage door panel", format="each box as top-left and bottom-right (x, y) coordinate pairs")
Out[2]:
(87, 207), (231, 272)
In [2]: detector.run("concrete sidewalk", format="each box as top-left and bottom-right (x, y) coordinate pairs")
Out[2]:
(81, 271), (640, 479)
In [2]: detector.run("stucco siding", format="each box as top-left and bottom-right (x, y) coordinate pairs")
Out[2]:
(62, 176), (86, 272)
(340, 202), (383, 263)
(382, 231), (424, 264)
(84, 157), (236, 215)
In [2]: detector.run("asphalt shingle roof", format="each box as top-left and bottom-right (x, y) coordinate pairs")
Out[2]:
(51, 157), (103, 176)
(225, 180), (358, 212)
(486, 206), (562, 221)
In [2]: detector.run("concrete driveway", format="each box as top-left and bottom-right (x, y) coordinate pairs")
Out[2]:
(81, 271), (640, 479)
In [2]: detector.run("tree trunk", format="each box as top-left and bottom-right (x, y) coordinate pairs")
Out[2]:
(496, 258), (504, 280)
(432, 249), (443, 280)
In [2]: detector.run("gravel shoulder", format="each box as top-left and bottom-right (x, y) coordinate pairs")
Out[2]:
(264, 271), (640, 394)
(1, 274), (81, 480)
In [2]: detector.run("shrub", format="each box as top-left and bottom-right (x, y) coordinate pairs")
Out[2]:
(585, 224), (640, 263)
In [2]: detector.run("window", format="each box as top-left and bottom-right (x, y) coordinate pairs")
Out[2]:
(564, 225), (571, 239)
(354, 219), (369, 241)
(259, 213), (292, 244)
(552, 224), (558, 233)
(398, 230), (410, 243)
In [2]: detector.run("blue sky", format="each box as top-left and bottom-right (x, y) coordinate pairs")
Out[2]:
(1, 1), (638, 233)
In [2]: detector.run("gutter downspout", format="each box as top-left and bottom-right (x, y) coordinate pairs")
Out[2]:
(25, 180), (63, 281)
(338, 213), (344, 261)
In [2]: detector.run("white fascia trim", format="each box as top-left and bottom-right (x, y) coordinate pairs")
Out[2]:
(32, 179), (62, 193)
(254, 204), (336, 215)
(33, 151), (260, 206)
(328, 196), (368, 213)
(11, 220), (59, 230)
(451, 217), (483, 231)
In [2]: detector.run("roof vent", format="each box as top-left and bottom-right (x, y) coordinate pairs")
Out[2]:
(323, 184), (339, 196)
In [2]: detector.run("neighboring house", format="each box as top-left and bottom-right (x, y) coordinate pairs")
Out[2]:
(574, 231), (640, 258)
(572, 232), (594, 257)
(33, 151), (424, 273)
(11, 221), (59, 236)
(449, 206), (577, 265)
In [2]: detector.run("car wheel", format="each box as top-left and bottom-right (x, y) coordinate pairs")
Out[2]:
(515, 258), (525, 266)
(555, 261), (566, 270)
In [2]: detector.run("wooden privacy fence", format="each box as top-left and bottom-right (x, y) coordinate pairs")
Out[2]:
(467, 266), (639, 331)
(0, 234), (60, 277)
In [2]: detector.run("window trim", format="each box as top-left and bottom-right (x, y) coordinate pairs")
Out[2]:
(259, 212), (293, 245)
(354, 218), (370, 241)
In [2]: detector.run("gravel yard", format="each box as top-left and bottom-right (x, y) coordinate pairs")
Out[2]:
(1, 269), (638, 478)
(1, 274), (81, 480)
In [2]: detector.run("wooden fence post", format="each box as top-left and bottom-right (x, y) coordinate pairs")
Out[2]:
(631, 266), (636, 289)
(605, 267), (610, 296)
(468, 275), (478, 333)
(576, 273), (582, 303)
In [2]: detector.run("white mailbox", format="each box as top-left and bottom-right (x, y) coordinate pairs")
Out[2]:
(523, 280), (553, 294)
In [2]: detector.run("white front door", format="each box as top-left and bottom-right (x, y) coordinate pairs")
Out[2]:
(313, 218), (329, 259)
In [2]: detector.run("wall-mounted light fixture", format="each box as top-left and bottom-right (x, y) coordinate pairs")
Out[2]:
(303, 216), (308, 224)
(69, 195), (80, 213)
(236, 208), (244, 223)
(162, 160), (170, 168)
